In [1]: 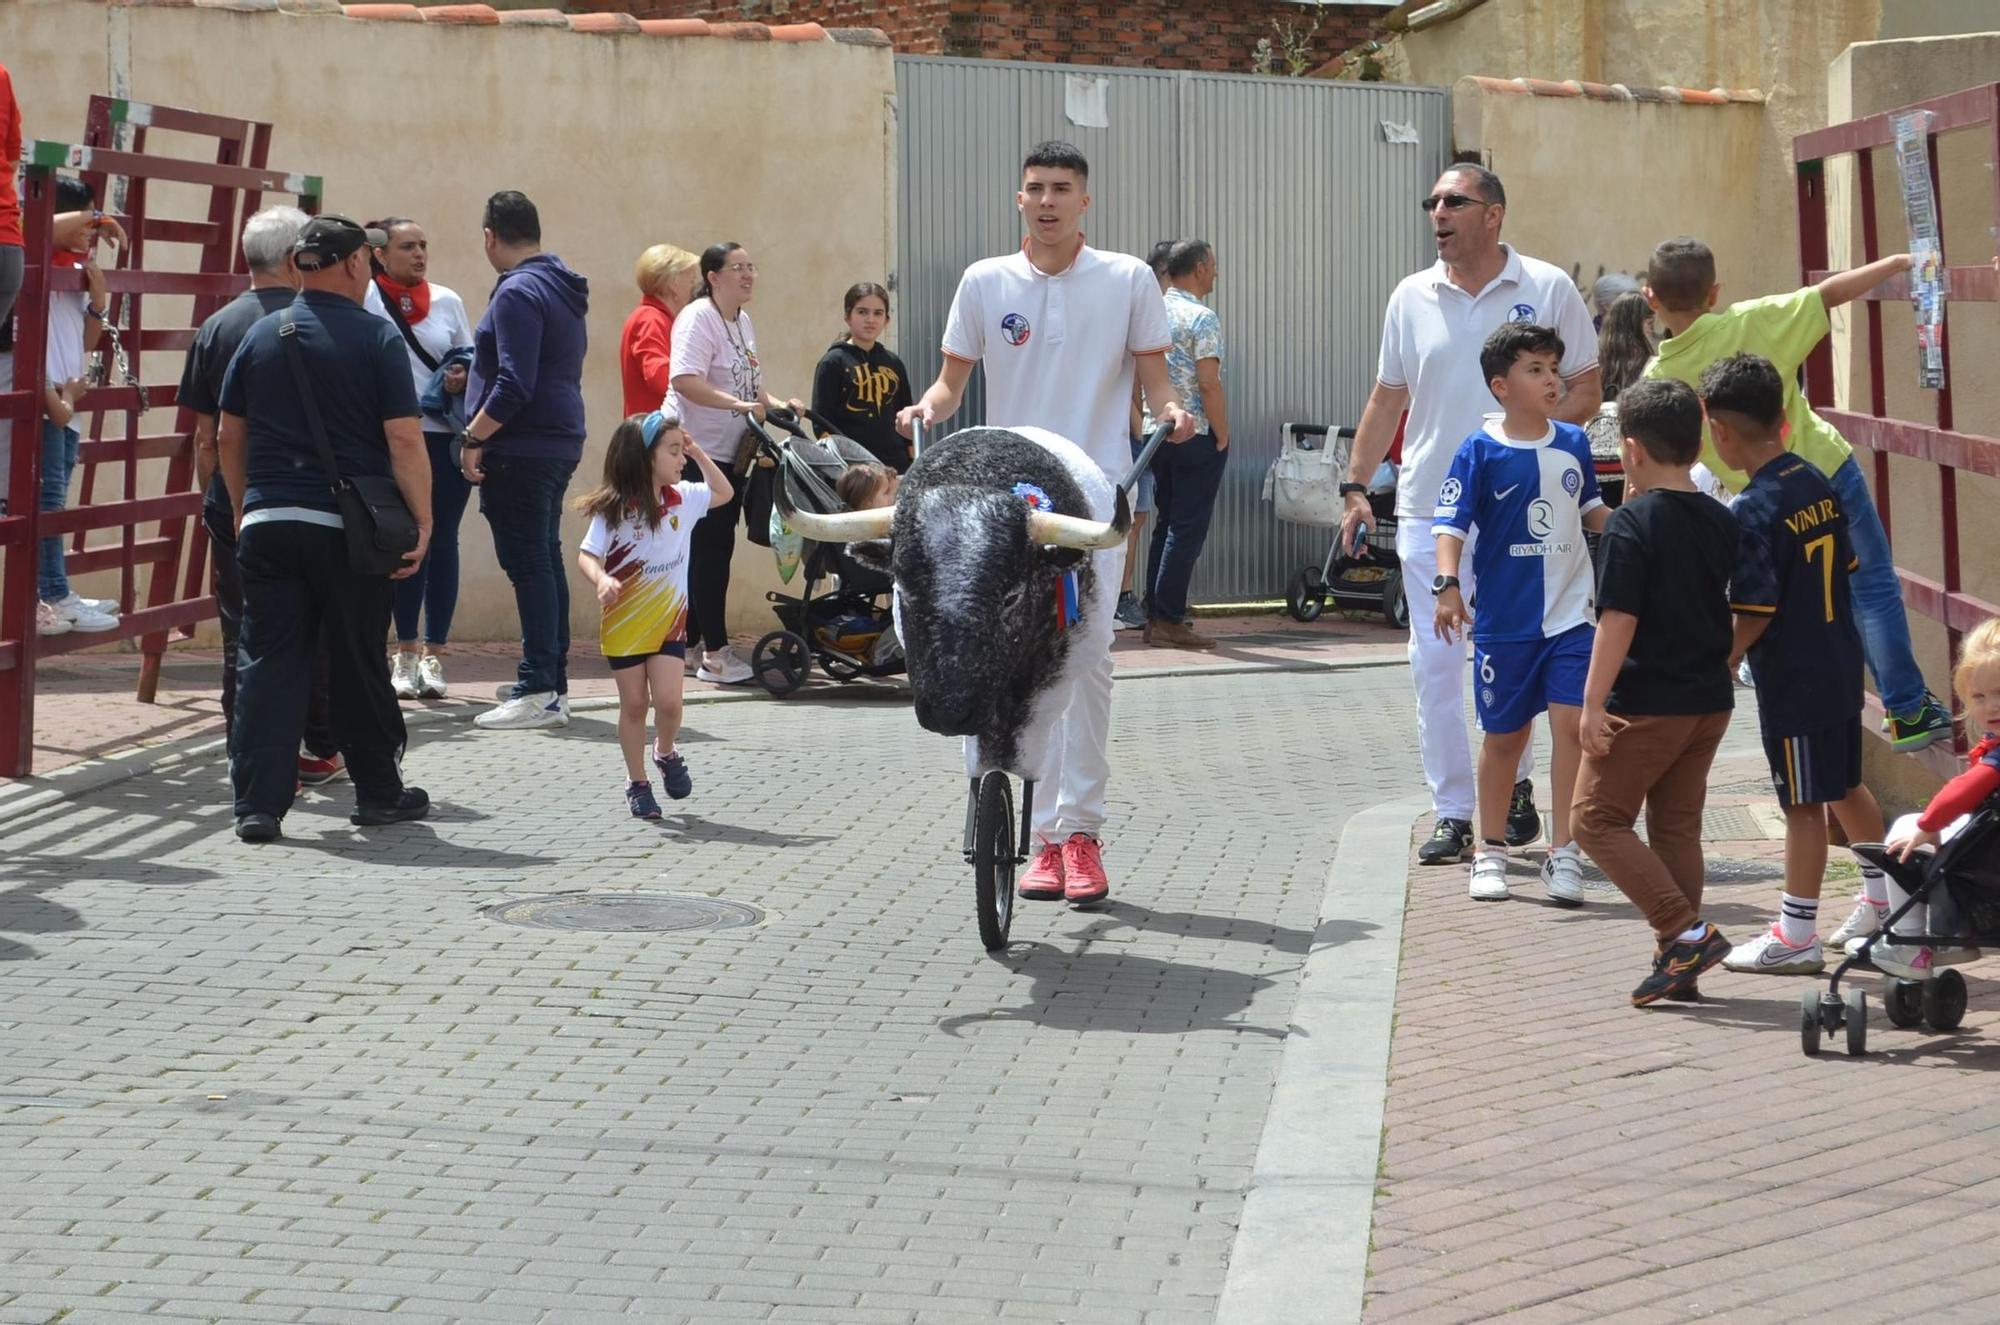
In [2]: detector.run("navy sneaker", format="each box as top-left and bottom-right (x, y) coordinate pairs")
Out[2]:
(1505, 778), (1541, 847)
(1632, 925), (1732, 1006)
(1888, 695), (1953, 752)
(1418, 817), (1474, 865)
(655, 748), (693, 801)
(351, 787), (429, 827)
(626, 779), (663, 821)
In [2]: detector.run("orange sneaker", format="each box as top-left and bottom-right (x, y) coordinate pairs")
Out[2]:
(1018, 841), (1066, 900)
(1061, 834), (1110, 905)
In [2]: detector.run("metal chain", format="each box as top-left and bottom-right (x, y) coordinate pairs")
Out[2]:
(88, 312), (150, 416)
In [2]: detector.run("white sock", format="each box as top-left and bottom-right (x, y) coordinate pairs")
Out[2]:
(1859, 866), (1889, 908)
(1778, 894), (1820, 947)
(1676, 922), (1709, 942)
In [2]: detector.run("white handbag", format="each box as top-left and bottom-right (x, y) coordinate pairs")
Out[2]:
(1263, 423), (1355, 528)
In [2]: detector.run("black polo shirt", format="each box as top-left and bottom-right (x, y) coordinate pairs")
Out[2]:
(180, 285), (298, 524)
(218, 289), (418, 514)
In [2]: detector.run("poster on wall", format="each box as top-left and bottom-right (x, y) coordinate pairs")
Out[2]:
(1891, 108), (1946, 391)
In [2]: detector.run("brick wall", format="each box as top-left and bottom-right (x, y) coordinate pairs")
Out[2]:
(575, 0), (1386, 72)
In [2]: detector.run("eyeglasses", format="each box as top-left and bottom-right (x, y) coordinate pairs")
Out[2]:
(1420, 192), (1494, 213)
(725, 263), (757, 274)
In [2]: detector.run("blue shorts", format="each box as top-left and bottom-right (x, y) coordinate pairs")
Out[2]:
(1130, 433), (1156, 515)
(1764, 719), (1862, 809)
(1473, 624), (1594, 734)
(607, 639), (687, 671)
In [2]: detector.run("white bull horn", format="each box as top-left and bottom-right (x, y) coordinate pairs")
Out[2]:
(1025, 486), (1131, 551)
(775, 502), (895, 545)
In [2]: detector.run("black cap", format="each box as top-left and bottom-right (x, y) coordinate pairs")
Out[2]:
(293, 214), (386, 270)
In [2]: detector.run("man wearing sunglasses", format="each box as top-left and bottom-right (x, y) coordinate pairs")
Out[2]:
(1338, 164), (1602, 869)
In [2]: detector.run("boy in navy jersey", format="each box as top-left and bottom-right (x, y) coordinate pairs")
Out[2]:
(1433, 324), (1609, 905)
(1705, 354), (1887, 976)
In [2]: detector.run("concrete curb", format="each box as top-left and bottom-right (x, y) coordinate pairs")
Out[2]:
(0, 654), (1405, 828)
(1215, 794), (1430, 1325)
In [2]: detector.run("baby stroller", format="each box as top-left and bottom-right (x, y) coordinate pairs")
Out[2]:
(1266, 423), (1406, 628)
(741, 410), (904, 698)
(1806, 800), (2000, 1057)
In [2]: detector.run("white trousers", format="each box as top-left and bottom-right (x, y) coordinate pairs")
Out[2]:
(966, 544), (1124, 845)
(1395, 520), (1531, 822)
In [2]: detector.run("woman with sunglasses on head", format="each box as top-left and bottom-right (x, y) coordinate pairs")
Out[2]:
(364, 216), (475, 700)
(665, 242), (804, 685)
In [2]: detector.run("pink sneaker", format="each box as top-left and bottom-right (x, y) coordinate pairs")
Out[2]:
(1018, 841), (1066, 900)
(1061, 834), (1110, 905)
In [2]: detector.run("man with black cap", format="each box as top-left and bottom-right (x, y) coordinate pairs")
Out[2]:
(217, 214), (433, 843)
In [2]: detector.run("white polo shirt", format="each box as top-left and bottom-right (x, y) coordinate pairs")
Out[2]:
(1376, 244), (1597, 519)
(941, 239), (1171, 478)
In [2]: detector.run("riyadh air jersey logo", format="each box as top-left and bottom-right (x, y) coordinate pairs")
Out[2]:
(1508, 303), (1537, 324)
(1561, 468), (1582, 497)
(1001, 313), (1032, 346)
(1438, 478), (1463, 508)
(1527, 499), (1556, 539)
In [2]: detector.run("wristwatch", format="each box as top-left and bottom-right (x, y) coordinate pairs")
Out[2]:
(1338, 482), (1368, 497)
(1432, 574), (1460, 593)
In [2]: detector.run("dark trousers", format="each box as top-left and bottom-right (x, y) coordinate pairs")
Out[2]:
(1145, 431), (1227, 622)
(230, 520), (407, 819)
(685, 456), (743, 653)
(204, 500), (335, 757)
(479, 453), (576, 697)
(392, 431), (473, 646)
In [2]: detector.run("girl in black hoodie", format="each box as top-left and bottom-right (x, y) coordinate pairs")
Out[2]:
(811, 283), (914, 471)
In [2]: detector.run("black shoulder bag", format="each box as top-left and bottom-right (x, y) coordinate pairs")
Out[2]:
(373, 270), (441, 373)
(278, 309), (421, 577)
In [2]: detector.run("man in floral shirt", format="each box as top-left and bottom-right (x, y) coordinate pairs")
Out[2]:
(1144, 240), (1228, 650)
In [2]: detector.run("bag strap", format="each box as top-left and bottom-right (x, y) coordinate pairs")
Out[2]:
(278, 308), (347, 498)
(373, 275), (441, 373)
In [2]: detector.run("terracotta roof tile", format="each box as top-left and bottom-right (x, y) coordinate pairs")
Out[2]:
(494, 6), (566, 24)
(567, 10), (638, 31)
(768, 22), (826, 42)
(100, 0), (886, 45)
(636, 17), (710, 36)
(709, 21), (771, 40)
(419, 4), (498, 22)
(341, 3), (422, 19)
(1461, 74), (1763, 105)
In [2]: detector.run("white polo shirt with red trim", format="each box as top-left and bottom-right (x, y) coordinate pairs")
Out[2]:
(941, 239), (1171, 478)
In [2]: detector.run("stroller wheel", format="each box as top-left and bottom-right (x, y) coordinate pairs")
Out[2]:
(1885, 978), (1925, 1028)
(1844, 987), (1868, 1056)
(750, 630), (811, 698)
(1380, 568), (1409, 630)
(820, 652), (865, 682)
(1924, 967), (1969, 1032)
(1286, 567), (1325, 623)
(1799, 988), (1822, 1057)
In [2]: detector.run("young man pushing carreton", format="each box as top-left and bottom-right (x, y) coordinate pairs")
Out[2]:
(898, 141), (1194, 906)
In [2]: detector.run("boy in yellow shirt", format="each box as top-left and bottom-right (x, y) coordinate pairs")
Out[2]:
(1640, 239), (1948, 759)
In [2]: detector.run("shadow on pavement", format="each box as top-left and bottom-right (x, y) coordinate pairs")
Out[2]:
(1062, 899), (1320, 955)
(937, 939), (1287, 1039)
(652, 814), (832, 849)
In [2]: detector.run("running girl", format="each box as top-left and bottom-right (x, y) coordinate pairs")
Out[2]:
(576, 409), (732, 819)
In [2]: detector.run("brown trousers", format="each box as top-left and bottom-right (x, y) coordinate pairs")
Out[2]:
(1572, 711), (1733, 941)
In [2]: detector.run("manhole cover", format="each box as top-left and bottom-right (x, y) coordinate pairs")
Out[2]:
(484, 893), (766, 933)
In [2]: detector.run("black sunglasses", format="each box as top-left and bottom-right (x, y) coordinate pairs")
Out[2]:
(1421, 192), (1495, 213)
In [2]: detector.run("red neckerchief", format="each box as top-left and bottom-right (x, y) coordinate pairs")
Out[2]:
(375, 273), (431, 325)
(51, 249), (87, 270)
(660, 485), (683, 508)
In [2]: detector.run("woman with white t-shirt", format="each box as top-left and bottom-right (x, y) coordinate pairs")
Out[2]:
(364, 217), (475, 700)
(667, 242), (803, 685)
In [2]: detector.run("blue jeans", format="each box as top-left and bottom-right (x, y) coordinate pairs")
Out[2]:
(393, 431), (473, 646)
(1145, 431), (1227, 621)
(1829, 455), (1929, 716)
(38, 419), (79, 602)
(480, 453), (576, 697)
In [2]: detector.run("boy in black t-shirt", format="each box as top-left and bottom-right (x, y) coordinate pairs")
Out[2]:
(1703, 354), (1887, 977)
(1574, 378), (1738, 1006)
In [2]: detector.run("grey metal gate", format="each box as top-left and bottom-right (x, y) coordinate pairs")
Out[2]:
(895, 55), (1450, 603)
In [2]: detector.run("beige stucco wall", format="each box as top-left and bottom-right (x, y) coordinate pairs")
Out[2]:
(1825, 34), (2000, 729)
(1451, 85), (1764, 297)
(2, 0), (896, 645)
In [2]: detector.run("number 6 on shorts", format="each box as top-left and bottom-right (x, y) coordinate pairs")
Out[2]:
(1479, 652), (1496, 686)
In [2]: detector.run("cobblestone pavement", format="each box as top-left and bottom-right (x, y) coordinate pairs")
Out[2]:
(0, 666), (1419, 1324)
(1364, 712), (2000, 1325)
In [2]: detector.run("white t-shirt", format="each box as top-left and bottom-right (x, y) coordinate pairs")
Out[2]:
(45, 289), (86, 390)
(1376, 245), (1598, 518)
(667, 300), (761, 463)
(941, 240), (1171, 478)
(579, 481), (714, 658)
(363, 280), (475, 402)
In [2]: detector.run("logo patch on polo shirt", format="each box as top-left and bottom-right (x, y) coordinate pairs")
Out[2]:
(1508, 303), (1537, 324)
(1000, 313), (1032, 346)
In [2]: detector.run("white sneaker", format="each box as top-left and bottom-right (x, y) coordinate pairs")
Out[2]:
(1736, 658), (1754, 688)
(1869, 935), (1980, 976)
(35, 601), (72, 636)
(1722, 926), (1825, 974)
(53, 591), (117, 617)
(390, 651), (420, 700)
(1469, 852), (1510, 901)
(1828, 897), (1884, 947)
(556, 694), (570, 722)
(685, 644), (705, 676)
(417, 653), (447, 699)
(56, 599), (118, 632)
(473, 690), (565, 730)
(1540, 843), (1586, 906)
(697, 644), (754, 686)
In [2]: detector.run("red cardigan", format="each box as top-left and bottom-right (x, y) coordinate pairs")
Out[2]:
(619, 295), (675, 418)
